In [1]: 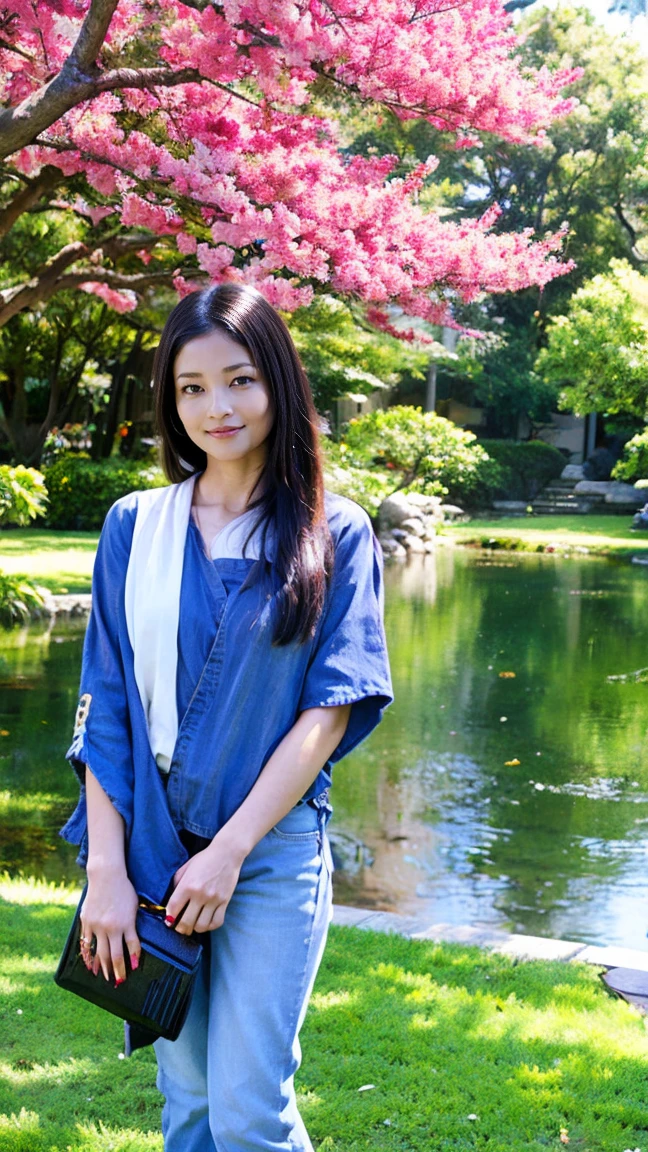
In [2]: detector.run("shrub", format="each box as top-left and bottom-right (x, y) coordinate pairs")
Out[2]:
(612, 428), (648, 483)
(478, 440), (565, 501)
(43, 455), (167, 530)
(322, 440), (393, 518)
(0, 465), (49, 527)
(329, 406), (502, 511)
(0, 571), (45, 628)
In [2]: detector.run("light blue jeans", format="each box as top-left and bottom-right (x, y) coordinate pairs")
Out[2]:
(153, 798), (334, 1151)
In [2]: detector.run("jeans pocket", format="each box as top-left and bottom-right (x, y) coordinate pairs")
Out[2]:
(269, 802), (321, 841)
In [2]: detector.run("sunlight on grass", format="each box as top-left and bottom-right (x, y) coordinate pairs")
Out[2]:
(3, 879), (648, 1150)
(445, 514), (648, 552)
(0, 874), (81, 906)
(0, 531), (99, 594)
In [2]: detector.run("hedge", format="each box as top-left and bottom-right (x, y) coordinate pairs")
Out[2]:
(42, 455), (167, 530)
(478, 440), (565, 502)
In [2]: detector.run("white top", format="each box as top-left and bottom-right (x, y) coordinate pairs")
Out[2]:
(198, 506), (264, 560)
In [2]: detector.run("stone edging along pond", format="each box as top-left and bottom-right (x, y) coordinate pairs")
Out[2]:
(332, 905), (648, 1013)
(332, 903), (648, 972)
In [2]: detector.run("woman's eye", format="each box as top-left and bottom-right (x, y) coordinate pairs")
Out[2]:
(180, 384), (202, 394)
(230, 375), (254, 387)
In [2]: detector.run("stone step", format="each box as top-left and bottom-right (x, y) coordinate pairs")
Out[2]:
(530, 502), (589, 515)
(532, 496), (583, 503)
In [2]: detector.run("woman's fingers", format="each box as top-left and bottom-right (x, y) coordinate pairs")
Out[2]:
(194, 903), (225, 934)
(110, 934), (129, 984)
(206, 906), (226, 933)
(92, 930), (113, 981)
(171, 899), (201, 935)
(124, 930), (141, 973)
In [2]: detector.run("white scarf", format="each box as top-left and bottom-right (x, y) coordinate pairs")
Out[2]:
(124, 473), (268, 772)
(124, 474), (197, 772)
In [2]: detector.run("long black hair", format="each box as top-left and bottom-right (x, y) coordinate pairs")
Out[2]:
(152, 283), (333, 646)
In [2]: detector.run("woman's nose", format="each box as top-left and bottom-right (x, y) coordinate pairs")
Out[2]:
(206, 388), (234, 418)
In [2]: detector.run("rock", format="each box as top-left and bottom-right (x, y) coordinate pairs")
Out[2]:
(406, 492), (443, 512)
(378, 535), (407, 558)
(378, 492), (420, 530)
(561, 464), (585, 481)
(327, 828), (374, 875)
(492, 500), (528, 513)
(424, 539), (435, 553)
(605, 483), (645, 506)
(391, 528), (408, 542)
(378, 535), (398, 554)
(400, 517), (424, 536)
(51, 593), (93, 619)
(402, 534), (426, 553)
(422, 525), (437, 541)
(574, 481), (614, 496)
(632, 504), (648, 530)
(583, 446), (616, 481)
(439, 503), (465, 519)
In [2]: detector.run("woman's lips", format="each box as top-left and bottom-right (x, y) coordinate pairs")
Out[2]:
(206, 427), (243, 438)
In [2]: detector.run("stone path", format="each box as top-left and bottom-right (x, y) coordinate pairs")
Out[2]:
(332, 903), (648, 973)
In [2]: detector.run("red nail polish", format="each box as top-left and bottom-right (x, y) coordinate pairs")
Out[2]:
(130, 953), (139, 971)
(115, 977), (125, 987)
(164, 915), (175, 926)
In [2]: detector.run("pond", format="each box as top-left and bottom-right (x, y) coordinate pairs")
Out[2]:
(1, 546), (648, 950)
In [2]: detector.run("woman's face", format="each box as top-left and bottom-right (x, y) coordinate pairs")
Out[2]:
(173, 328), (274, 467)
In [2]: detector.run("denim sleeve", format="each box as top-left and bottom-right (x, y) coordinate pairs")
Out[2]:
(59, 497), (137, 858)
(297, 503), (393, 763)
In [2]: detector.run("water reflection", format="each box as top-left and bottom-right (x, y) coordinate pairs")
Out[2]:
(1, 547), (648, 948)
(332, 549), (648, 949)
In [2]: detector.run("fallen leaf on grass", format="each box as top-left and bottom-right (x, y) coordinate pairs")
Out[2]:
(358, 1084), (375, 1092)
(504, 759), (520, 766)
(499, 671), (516, 678)
(559, 1128), (569, 1144)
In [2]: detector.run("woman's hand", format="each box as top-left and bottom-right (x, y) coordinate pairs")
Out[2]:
(165, 835), (244, 934)
(80, 867), (141, 984)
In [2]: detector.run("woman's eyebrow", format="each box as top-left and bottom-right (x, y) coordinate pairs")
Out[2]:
(176, 362), (255, 380)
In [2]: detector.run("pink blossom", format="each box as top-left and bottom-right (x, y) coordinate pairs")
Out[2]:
(3, 0), (580, 327)
(79, 282), (139, 312)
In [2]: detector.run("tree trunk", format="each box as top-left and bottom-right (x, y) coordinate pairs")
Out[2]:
(425, 360), (437, 413)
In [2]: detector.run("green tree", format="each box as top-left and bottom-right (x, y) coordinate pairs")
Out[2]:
(535, 260), (648, 420)
(286, 296), (429, 416)
(346, 6), (648, 435)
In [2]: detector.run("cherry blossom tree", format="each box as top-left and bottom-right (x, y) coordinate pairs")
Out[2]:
(0, 0), (579, 334)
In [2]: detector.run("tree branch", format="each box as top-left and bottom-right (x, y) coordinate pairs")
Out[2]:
(94, 65), (204, 94)
(69, 0), (119, 74)
(0, 0), (120, 160)
(0, 241), (88, 324)
(0, 236), (208, 327)
(0, 164), (62, 241)
(614, 201), (648, 264)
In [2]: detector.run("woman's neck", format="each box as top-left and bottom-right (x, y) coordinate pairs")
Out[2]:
(194, 456), (266, 514)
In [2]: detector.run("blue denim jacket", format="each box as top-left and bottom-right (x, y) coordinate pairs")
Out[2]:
(60, 485), (393, 904)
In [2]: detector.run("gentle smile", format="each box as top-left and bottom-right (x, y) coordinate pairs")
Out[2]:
(206, 427), (243, 437)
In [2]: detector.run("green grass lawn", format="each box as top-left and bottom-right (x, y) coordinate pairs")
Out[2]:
(443, 513), (648, 555)
(0, 530), (99, 594)
(3, 876), (648, 1151)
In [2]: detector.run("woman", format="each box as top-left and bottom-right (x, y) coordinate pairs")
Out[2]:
(61, 283), (393, 1151)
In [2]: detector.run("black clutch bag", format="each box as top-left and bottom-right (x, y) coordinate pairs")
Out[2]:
(54, 890), (203, 1043)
